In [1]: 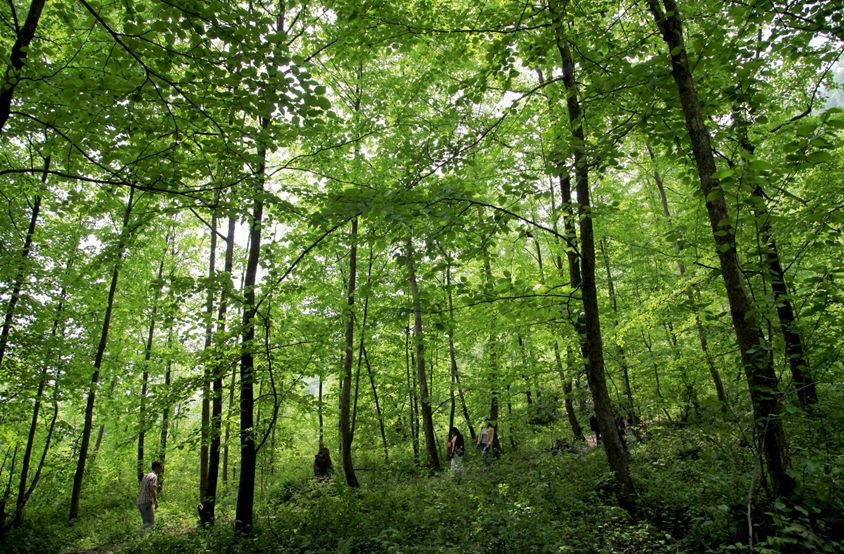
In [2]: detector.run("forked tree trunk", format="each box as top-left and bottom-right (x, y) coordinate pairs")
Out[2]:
(69, 187), (135, 520)
(646, 0), (794, 499)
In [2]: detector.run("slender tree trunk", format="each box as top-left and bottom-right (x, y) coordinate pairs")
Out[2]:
(405, 234), (440, 470)
(405, 326), (419, 461)
(647, 0), (794, 499)
(138, 243), (168, 482)
(599, 238), (636, 423)
(549, 0), (637, 509)
(200, 212), (236, 523)
(351, 238), (373, 437)
(362, 346), (389, 463)
(235, 120), (271, 533)
(0, 0), (47, 133)
(158, 330), (172, 493)
(0, 157), (48, 368)
(339, 218), (360, 487)
(648, 144), (728, 410)
(69, 187), (134, 520)
(732, 117), (817, 408)
(444, 259), (476, 442)
(556, 342), (585, 440)
(200, 211), (219, 499)
(13, 247), (70, 526)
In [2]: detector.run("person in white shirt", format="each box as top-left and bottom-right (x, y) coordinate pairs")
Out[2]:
(137, 461), (162, 529)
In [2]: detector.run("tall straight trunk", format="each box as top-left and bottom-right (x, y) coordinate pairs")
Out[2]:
(599, 238), (636, 422)
(200, 211), (219, 498)
(555, 342), (585, 440)
(14, 246), (71, 526)
(732, 117), (816, 408)
(549, 0), (637, 509)
(445, 259), (476, 442)
(351, 239), (373, 437)
(339, 218), (360, 488)
(0, 0), (47, 133)
(200, 211), (236, 523)
(648, 144), (728, 410)
(405, 234), (441, 470)
(137, 247), (168, 482)
(405, 326), (419, 461)
(480, 233), (503, 457)
(235, 134), (267, 533)
(538, 71), (588, 438)
(158, 328), (172, 493)
(69, 187), (134, 520)
(532, 216), (583, 439)
(0, 157), (48, 368)
(647, 0), (794, 499)
(362, 346), (389, 462)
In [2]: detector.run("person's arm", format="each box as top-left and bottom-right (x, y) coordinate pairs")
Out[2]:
(151, 476), (159, 508)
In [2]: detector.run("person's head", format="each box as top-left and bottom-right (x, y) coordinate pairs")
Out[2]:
(450, 427), (460, 437)
(151, 461), (163, 474)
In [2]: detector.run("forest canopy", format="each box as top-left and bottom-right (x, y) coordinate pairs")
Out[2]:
(0, 0), (842, 552)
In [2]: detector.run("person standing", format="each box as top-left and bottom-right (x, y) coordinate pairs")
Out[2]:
(447, 427), (465, 476)
(476, 422), (495, 466)
(138, 461), (162, 529)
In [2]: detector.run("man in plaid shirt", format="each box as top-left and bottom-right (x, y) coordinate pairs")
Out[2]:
(137, 461), (162, 529)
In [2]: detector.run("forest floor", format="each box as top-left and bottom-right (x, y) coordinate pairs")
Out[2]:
(3, 412), (844, 553)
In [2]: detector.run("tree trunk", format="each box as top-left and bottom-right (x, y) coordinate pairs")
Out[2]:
(235, 130), (268, 534)
(599, 238), (636, 423)
(69, 187), (134, 520)
(200, 210), (219, 499)
(362, 346), (389, 463)
(137, 249), (167, 482)
(549, 0), (637, 510)
(0, 0), (47, 133)
(445, 259), (476, 442)
(405, 234), (441, 470)
(13, 246), (70, 526)
(648, 144), (728, 410)
(405, 326), (419, 462)
(646, 0), (794, 499)
(555, 342), (585, 440)
(200, 212), (236, 523)
(732, 116), (816, 409)
(0, 157), (48, 368)
(339, 218), (360, 487)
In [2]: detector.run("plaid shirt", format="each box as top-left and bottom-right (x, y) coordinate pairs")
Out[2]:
(138, 471), (157, 505)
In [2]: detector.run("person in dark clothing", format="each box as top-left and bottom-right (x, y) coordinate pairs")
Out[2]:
(447, 427), (465, 475)
(589, 415), (601, 444)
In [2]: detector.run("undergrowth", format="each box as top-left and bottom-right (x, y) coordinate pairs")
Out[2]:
(2, 410), (843, 553)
